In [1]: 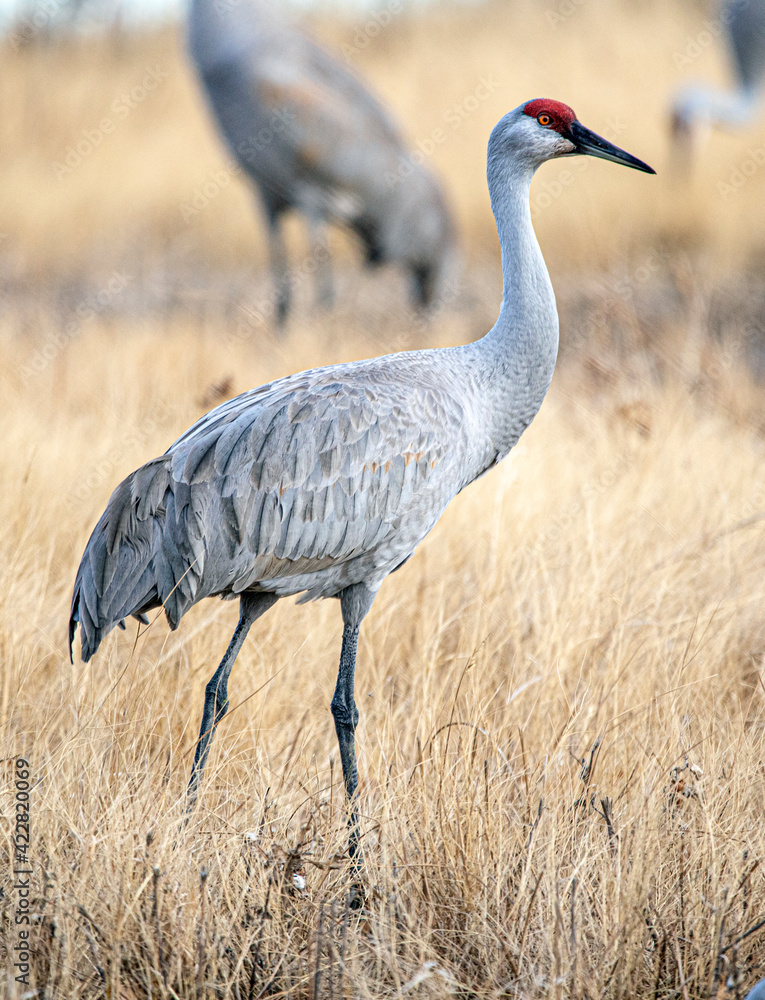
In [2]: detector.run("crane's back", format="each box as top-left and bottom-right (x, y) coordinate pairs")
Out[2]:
(187, 0), (456, 303)
(69, 346), (497, 662)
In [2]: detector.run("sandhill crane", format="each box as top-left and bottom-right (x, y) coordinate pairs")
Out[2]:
(187, 0), (455, 325)
(70, 99), (653, 867)
(671, 0), (765, 150)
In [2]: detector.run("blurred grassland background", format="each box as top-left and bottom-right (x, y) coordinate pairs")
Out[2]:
(2, 0), (765, 997)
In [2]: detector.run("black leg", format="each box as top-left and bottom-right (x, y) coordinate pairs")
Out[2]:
(331, 585), (377, 868)
(186, 593), (277, 813)
(309, 217), (333, 310)
(411, 263), (435, 308)
(331, 623), (361, 857)
(265, 209), (290, 328)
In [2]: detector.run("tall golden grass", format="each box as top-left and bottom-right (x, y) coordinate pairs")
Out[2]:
(1, 1), (765, 997)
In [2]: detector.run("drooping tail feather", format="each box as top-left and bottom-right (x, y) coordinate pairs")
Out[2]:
(68, 456), (206, 662)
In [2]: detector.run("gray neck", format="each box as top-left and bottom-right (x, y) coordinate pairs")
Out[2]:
(468, 144), (559, 461)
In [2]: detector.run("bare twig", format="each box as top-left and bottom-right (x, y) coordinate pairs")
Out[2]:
(152, 866), (168, 991)
(570, 877), (578, 1000)
(313, 902), (325, 1000)
(197, 868), (208, 1000)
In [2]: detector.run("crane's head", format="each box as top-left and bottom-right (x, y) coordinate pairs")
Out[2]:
(490, 99), (655, 175)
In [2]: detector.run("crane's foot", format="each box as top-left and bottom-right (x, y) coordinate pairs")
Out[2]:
(346, 833), (366, 910)
(348, 880), (366, 911)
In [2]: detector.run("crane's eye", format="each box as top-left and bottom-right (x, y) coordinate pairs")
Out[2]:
(537, 113), (552, 127)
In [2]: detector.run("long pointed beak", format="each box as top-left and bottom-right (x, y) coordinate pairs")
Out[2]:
(569, 120), (655, 174)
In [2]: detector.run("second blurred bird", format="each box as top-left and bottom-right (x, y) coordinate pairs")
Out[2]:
(188, 0), (457, 326)
(671, 0), (765, 158)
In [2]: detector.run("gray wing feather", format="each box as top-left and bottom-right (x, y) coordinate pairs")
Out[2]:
(70, 354), (471, 662)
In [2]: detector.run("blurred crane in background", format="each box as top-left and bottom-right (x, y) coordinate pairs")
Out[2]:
(187, 0), (455, 326)
(671, 0), (765, 157)
(70, 98), (653, 873)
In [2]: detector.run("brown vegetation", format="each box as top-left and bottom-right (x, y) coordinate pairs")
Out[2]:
(1, 1), (764, 997)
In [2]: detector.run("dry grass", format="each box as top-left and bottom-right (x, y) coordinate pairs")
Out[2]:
(1, 1), (765, 998)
